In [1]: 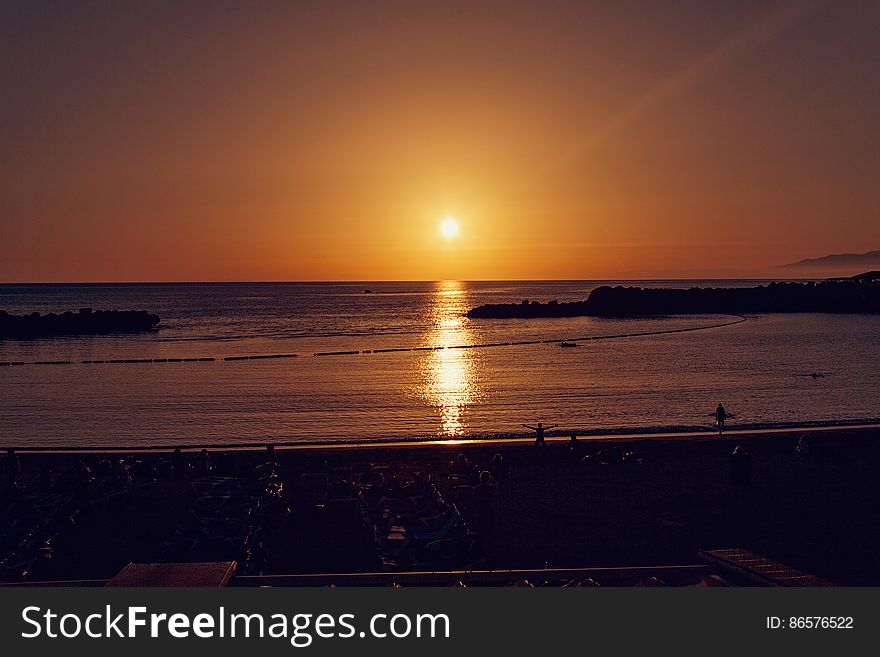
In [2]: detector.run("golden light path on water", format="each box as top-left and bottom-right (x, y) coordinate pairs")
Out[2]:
(420, 280), (481, 437)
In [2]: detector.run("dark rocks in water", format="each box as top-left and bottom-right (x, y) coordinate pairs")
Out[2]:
(466, 277), (880, 318)
(0, 308), (160, 339)
(467, 298), (590, 318)
(582, 280), (880, 315)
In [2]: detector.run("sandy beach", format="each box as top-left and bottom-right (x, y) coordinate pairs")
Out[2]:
(3, 425), (880, 585)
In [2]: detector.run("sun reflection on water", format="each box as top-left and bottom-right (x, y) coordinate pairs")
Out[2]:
(420, 280), (480, 437)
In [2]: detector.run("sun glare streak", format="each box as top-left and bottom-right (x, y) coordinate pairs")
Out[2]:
(420, 280), (480, 437)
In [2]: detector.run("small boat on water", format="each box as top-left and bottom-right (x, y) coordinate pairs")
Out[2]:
(560, 341), (578, 348)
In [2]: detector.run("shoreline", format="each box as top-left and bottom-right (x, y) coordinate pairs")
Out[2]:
(4, 419), (880, 454)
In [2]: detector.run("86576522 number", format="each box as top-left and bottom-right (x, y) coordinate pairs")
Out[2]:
(766, 616), (854, 630)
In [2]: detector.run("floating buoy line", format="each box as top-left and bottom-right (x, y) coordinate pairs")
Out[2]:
(0, 315), (746, 367)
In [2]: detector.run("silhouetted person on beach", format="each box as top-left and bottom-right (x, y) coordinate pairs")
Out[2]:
(522, 422), (558, 447)
(714, 403), (728, 434)
(4, 448), (21, 489)
(199, 448), (211, 474)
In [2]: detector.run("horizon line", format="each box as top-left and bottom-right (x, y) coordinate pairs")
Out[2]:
(0, 275), (819, 286)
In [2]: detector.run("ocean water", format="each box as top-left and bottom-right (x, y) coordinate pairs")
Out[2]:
(1, 281), (879, 448)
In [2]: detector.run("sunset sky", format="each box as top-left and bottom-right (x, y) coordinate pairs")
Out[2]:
(2, 0), (879, 282)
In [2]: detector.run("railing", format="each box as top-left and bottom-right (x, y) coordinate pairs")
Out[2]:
(0, 565), (715, 588)
(230, 565), (715, 587)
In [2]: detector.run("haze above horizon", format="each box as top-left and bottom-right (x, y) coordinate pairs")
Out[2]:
(2, 1), (879, 283)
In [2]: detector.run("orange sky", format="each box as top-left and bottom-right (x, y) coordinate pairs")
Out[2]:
(2, 1), (879, 282)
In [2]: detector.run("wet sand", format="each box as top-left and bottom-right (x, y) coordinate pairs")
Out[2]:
(3, 426), (880, 585)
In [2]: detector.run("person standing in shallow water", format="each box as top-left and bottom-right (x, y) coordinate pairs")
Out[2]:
(522, 422), (558, 447)
(714, 403), (728, 434)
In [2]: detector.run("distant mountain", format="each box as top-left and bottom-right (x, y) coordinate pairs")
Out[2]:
(780, 249), (880, 269)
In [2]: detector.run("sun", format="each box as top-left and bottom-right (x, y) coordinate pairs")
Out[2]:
(439, 217), (460, 240)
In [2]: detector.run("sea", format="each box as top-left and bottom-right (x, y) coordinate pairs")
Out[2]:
(1, 280), (879, 448)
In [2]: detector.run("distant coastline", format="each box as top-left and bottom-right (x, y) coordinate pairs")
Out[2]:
(779, 249), (880, 270)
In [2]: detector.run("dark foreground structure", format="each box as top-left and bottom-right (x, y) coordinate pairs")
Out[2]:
(0, 308), (160, 339)
(1, 427), (878, 586)
(467, 273), (880, 318)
